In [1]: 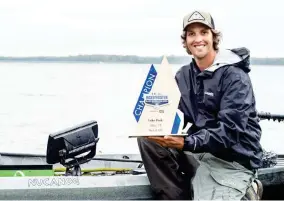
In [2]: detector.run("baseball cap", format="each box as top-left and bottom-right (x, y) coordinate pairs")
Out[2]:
(183, 10), (215, 31)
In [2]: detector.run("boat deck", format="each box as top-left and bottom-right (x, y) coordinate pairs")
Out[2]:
(258, 157), (284, 186)
(258, 157), (284, 199)
(0, 152), (284, 200)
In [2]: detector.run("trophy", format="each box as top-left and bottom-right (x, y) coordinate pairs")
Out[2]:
(129, 56), (187, 137)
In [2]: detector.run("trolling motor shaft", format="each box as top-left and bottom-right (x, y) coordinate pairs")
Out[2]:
(257, 112), (284, 122)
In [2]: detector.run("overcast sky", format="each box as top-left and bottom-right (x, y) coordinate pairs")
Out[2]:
(0, 0), (283, 57)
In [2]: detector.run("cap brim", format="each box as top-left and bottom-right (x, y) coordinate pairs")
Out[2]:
(183, 20), (213, 30)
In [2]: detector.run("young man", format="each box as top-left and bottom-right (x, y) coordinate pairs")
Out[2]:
(137, 10), (264, 200)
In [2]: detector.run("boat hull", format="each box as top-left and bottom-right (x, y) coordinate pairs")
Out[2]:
(0, 174), (153, 200)
(1, 152), (284, 200)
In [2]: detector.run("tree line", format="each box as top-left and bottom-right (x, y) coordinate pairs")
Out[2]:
(0, 55), (283, 65)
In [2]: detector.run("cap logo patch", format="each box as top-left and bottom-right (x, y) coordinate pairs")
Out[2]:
(188, 11), (205, 22)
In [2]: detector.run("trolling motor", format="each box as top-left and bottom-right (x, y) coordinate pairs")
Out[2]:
(257, 111), (284, 168)
(257, 111), (284, 122)
(46, 120), (99, 176)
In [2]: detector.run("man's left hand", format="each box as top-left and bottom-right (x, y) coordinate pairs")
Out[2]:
(147, 135), (184, 150)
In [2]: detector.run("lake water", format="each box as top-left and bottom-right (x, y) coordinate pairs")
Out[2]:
(0, 62), (284, 155)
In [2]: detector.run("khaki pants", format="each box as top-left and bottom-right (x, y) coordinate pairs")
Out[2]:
(187, 152), (255, 200)
(137, 137), (256, 200)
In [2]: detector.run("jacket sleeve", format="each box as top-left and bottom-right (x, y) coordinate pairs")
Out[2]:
(183, 68), (257, 153)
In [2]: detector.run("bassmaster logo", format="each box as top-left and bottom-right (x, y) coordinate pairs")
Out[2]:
(144, 93), (169, 108)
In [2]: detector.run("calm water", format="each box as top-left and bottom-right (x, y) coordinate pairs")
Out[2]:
(0, 62), (284, 155)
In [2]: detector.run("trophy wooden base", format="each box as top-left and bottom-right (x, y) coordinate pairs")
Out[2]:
(128, 133), (188, 138)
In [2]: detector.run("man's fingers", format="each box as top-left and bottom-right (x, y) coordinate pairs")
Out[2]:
(157, 141), (166, 147)
(148, 136), (163, 140)
(147, 137), (168, 147)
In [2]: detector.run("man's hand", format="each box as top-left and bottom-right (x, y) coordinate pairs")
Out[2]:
(147, 135), (184, 150)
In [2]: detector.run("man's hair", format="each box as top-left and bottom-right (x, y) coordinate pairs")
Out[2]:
(180, 29), (222, 55)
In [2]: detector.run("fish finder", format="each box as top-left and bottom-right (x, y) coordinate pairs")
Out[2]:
(46, 120), (99, 176)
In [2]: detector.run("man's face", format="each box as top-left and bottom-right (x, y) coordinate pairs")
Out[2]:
(185, 23), (214, 60)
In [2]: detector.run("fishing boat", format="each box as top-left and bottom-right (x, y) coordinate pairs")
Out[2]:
(0, 112), (284, 200)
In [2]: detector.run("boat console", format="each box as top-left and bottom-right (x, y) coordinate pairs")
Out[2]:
(46, 120), (99, 176)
